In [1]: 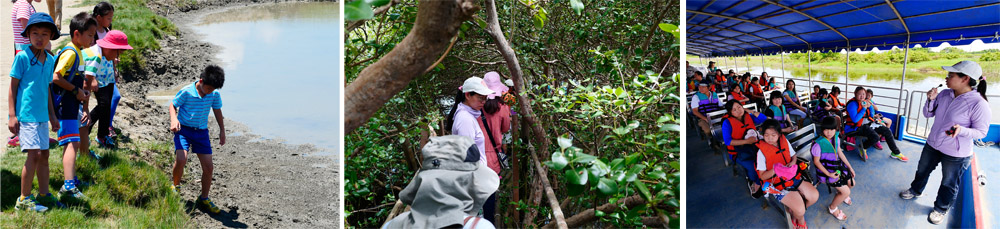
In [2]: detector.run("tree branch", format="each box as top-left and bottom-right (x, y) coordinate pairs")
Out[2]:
(346, 0), (480, 133)
(346, 0), (401, 33)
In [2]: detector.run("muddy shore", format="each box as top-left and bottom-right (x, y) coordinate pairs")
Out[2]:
(110, 0), (340, 227)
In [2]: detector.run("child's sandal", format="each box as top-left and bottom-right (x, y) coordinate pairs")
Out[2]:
(844, 197), (852, 206)
(828, 206), (847, 221)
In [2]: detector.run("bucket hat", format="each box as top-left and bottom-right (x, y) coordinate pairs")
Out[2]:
(21, 13), (60, 40)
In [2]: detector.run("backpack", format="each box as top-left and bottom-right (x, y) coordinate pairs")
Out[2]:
(51, 46), (82, 105)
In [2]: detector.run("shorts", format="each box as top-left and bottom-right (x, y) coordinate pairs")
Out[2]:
(19, 122), (50, 151)
(174, 125), (213, 154)
(57, 120), (81, 145)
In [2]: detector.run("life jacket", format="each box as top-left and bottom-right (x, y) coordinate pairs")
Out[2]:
(814, 135), (850, 182)
(865, 101), (879, 123)
(694, 91), (721, 115)
(844, 98), (866, 128)
(730, 91), (747, 101)
(755, 135), (801, 191)
(783, 90), (798, 107)
(724, 111), (757, 155)
(750, 82), (764, 97)
(714, 74), (726, 85)
(829, 95), (844, 108)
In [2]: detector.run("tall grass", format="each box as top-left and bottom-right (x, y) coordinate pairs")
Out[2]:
(57, 0), (178, 73)
(0, 141), (190, 228)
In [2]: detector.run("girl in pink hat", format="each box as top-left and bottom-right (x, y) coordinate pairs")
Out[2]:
(477, 71), (511, 223)
(80, 30), (132, 155)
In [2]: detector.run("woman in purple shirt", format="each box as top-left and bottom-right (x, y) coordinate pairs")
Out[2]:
(446, 77), (496, 169)
(900, 60), (991, 225)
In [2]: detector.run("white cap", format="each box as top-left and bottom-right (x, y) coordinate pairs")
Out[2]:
(461, 77), (496, 96)
(942, 60), (982, 78)
(504, 79), (514, 87)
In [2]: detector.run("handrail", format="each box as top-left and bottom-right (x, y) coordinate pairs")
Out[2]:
(906, 91), (1000, 139)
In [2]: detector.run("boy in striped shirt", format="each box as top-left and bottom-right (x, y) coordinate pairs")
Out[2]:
(169, 65), (226, 214)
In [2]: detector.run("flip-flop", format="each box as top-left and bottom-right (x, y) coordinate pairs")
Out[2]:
(791, 218), (809, 229)
(829, 206), (847, 221)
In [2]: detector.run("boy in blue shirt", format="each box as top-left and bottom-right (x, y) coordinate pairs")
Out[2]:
(8, 13), (61, 212)
(170, 65), (227, 214)
(51, 12), (98, 200)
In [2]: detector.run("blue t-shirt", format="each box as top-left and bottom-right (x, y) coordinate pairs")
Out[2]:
(172, 81), (223, 129)
(9, 48), (55, 122)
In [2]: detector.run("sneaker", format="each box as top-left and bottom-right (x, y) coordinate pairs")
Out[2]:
(37, 193), (66, 208)
(88, 150), (102, 160)
(59, 182), (87, 199)
(14, 195), (48, 212)
(890, 152), (909, 162)
(7, 136), (18, 147)
(928, 210), (947, 224)
(844, 137), (856, 151)
(874, 142), (884, 150)
(108, 127), (116, 138)
(899, 189), (921, 199)
(198, 197), (221, 214)
(170, 185), (180, 194)
(102, 136), (116, 148)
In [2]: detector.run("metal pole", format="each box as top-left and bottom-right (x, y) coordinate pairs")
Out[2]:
(734, 55), (739, 73)
(896, 37), (911, 136)
(808, 50), (813, 90)
(761, 51), (765, 76)
(745, 54), (751, 74)
(780, 50), (786, 84)
(845, 46), (851, 103)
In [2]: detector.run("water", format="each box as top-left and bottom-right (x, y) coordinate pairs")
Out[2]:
(166, 2), (340, 156)
(698, 64), (1000, 123)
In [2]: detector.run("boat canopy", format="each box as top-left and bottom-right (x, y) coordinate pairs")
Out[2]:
(686, 0), (1000, 56)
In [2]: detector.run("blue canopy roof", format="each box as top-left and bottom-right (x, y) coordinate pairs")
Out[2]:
(686, 0), (1000, 57)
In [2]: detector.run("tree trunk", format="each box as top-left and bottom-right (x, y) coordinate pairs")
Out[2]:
(345, 0), (480, 133)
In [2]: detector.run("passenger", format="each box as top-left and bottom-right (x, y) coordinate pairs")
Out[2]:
(764, 91), (797, 133)
(812, 116), (856, 221)
(782, 79), (809, 127)
(756, 119), (817, 229)
(721, 100), (768, 198)
(728, 84), (750, 104)
(844, 86), (906, 161)
(691, 80), (724, 148)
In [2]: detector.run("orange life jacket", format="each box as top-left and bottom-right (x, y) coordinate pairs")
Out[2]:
(844, 98), (866, 128)
(750, 82), (764, 97)
(756, 135), (801, 190)
(730, 91), (747, 101)
(725, 111), (757, 155)
(829, 95), (844, 108)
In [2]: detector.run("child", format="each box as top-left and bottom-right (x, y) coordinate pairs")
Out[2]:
(81, 30), (131, 156)
(51, 12), (97, 200)
(764, 91), (797, 133)
(92, 1), (122, 143)
(170, 65), (227, 214)
(10, 0), (40, 56)
(756, 119), (817, 228)
(812, 116), (856, 221)
(9, 12), (60, 212)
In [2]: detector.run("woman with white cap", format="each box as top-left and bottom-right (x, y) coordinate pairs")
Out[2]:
(900, 60), (991, 225)
(446, 76), (496, 169)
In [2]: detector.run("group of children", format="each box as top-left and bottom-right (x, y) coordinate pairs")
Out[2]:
(10, 1), (228, 214)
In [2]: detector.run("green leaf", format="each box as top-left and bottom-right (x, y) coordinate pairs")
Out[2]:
(634, 180), (653, 201)
(345, 0), (374, 20)
(572, 151), (597, 164)
(595, 210), (606, 217)
(658, 23), (678, 33)
(567, 183), (586, 196)
(648, 170), (667, 180)
(557, 134), (573, 150)
(597, 178), (618, 195)
(566, 166), (589, 185)
(549, 152), (569, 170)
(570, 0), (585, 15)
(669, 161), (680, 170)
(590, 160), (610, 177)
(368, 0), (391, 7)
(662, 124), (681, 132)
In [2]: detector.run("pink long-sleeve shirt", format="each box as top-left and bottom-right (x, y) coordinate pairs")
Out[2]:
(923, 89), (992, 158)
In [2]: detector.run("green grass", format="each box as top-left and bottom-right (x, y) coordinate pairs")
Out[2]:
(0, 138), (190, 228)
(57, 0), (178, 73)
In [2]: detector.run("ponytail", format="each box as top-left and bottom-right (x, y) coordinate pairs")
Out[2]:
(445, 90), (467, 132)
(978, 77), (988, 101)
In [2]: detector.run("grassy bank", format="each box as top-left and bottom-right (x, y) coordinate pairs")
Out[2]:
(0, 138), (190, 227)
(57, 0), (178, 73)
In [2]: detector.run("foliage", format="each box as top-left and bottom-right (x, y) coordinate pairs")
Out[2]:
(70, 0), (178, 75)
(345, 0), (680, 227)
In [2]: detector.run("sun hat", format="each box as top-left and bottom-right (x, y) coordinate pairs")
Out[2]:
(393, 135), (500, 228)
(460, 77), (496, 96)
(482, 72), (509, 99)
(97, 30), (134, 50)
(21, 13), (60, 40)
(941, 60), (982, 78)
